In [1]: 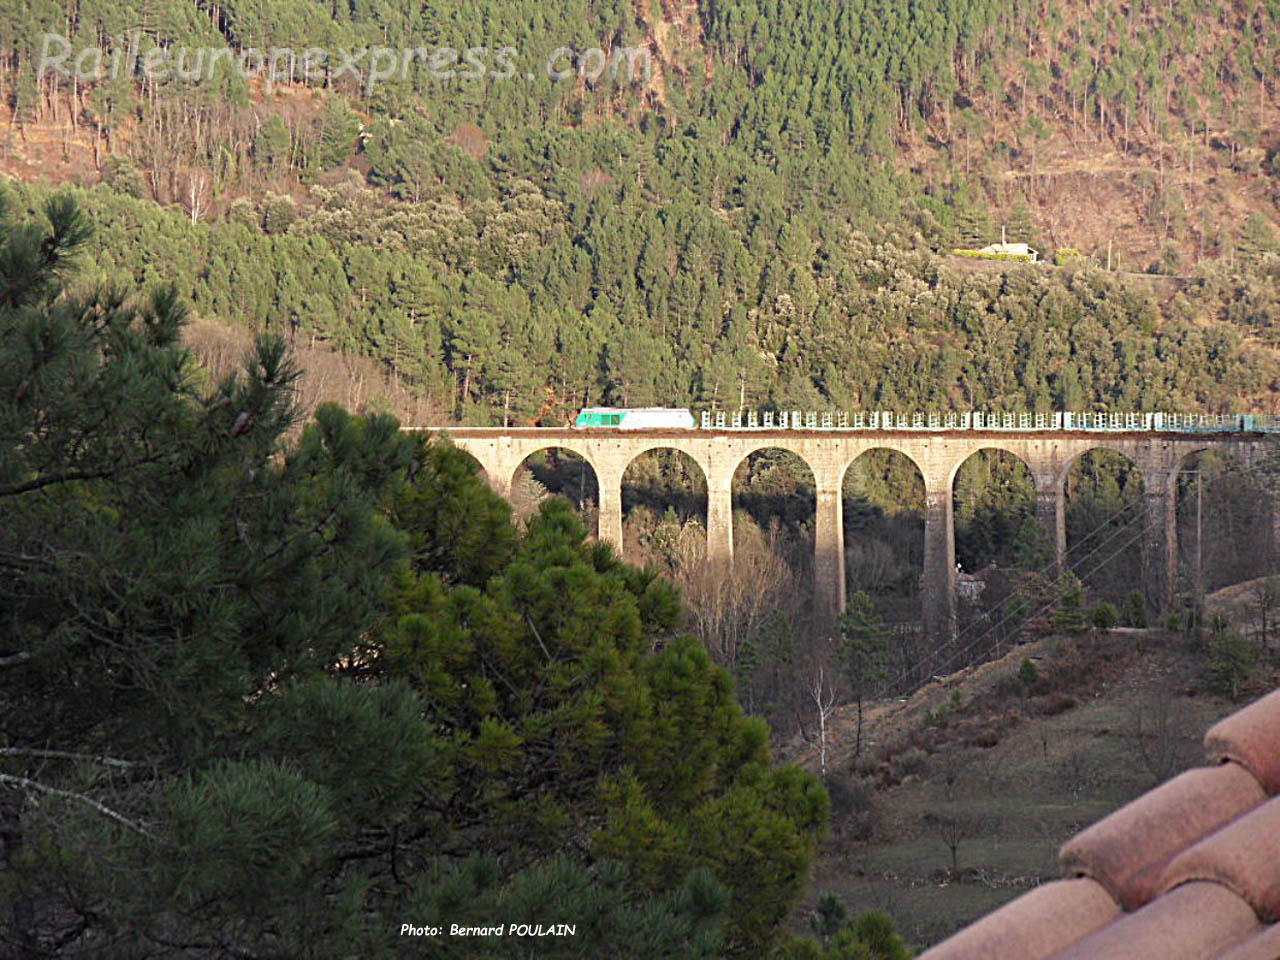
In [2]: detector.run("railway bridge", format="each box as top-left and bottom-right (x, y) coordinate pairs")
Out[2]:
(407, 418), (1278, 641)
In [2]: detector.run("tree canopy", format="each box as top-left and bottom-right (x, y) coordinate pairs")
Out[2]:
(0, 196), (833, 958)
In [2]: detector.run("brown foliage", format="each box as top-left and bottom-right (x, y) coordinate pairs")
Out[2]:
(1036, 691), (1079, 716)
(580, 167), (615, 192)
(448, 123), (488, 162)
(676, 519), (794, 676)
(183, 318), (448, 431)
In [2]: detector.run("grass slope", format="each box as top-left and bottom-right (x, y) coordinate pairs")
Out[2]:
(791, 619), (1277, 949)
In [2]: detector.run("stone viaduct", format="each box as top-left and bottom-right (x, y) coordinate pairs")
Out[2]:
(407, 426), (1276, 641)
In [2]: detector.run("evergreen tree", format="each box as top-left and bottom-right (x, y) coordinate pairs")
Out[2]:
(315, 97), (363, 172)
(1012, 516), (1053, 571)
(836, 593), (890, 758)
(1, 197), (418, 954)
(377, 499), (828, 954)
(253, 115), (293, 172)
(1052, 572), (1090, 635)
(0, 197), (827, 956)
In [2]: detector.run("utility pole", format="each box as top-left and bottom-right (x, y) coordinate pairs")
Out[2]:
(1195, 470), (1204, 622)
(1176, 466), (1206, 639)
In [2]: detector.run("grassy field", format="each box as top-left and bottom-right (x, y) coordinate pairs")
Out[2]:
(789, 622), (1270, 950)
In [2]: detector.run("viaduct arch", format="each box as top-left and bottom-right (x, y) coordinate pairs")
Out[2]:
(409, 426), (1276, 643)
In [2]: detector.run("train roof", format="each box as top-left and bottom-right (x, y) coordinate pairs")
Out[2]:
(577, 407), (693, 413)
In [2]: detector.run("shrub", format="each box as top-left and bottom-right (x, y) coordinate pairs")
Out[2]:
(853, 755), (879, 779)
(1122, 591), (1148, 628)
(951, 248), (1035, 262)
(824, 773), (876, 823)
(811, 892), (847, 943)
(100, 156), (149, 199)
(893, 748), (929, 779)
(1038, 691), (1078, 716)
(1018, 658), (1039, 687)
(1090, 602), (1119, 629)
(1206, 618), (1258, 701)
(1052, 573), (1089, 635)
(260, 192), (298, 234)
(1057, 750), (1098, 797)
(965, 726), (1001, 748)
(851, 909), (911, 959)
(994, 674), (1025, 698)
(227, 196), (258, 227)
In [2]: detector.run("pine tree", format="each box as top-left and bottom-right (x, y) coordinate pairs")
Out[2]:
(1012, 516), (1053, 571)
(1052, 572), (1090, 635)
(379, 499), (828, 955)
(253, 115), (292, 172)
(1, 197), (420, 954)
(315, 96), (362, 171)
(836, 592), (890, 758)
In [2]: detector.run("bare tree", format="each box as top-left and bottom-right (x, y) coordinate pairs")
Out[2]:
(810, 664), (838, 778)
(679, 521), (790, 676)
(1126, 690), (1199, 786)
(1250, 576), (1278, 659)
(974, 746), (1008, 791)
(1057, 750), (1099, 798)
(847, 537), (897, 593)
(182, 318), (450, 435)
(510, 471), (549, 526)
(941, 751), (965, 801)
(185, 168), (211, 225)
(923, 808), (978, 874)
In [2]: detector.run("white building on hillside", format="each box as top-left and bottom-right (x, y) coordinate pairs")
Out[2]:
(978, 241), (1039, 261)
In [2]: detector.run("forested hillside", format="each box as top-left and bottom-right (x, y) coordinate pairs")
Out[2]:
(0, 177), (1274, 425)
(1, 0), (1278, 424)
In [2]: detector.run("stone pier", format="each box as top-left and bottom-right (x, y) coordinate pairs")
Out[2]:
(1035, 480), (1067, 578)
(414, 426), (1273, 643)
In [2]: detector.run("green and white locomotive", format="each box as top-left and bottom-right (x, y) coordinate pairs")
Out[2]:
(573, 407), (697, 429)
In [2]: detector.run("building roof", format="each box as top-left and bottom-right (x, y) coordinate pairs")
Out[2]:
(978, 242), (1038, 256)
(918, 688), (1280, 960)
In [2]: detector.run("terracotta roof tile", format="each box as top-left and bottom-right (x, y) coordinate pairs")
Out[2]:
(1058, 762), (1266, 909)
(915, 878), (1119, 960)
(1157, 796), (1280, 921)
(1050, 881), (1261, 960)
(1204, 689), (1280, 795)
(1212, 923), (1280, 960)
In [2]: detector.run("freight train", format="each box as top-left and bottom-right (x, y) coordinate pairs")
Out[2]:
(572, 408), (1280, 433)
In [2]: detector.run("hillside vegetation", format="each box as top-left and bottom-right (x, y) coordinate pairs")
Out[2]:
(2, 1), (1278, 949)
(790, 582), (1280, 947)
(1, 177), (1275, 428)
(1, 0), (1278, 425)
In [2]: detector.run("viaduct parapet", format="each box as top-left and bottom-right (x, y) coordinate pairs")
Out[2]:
(406, 426), (1276, 641)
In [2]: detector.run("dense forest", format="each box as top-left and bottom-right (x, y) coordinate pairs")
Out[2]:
(0, 178), (1274, 427)
(1, 196), (1273, 957)
(0, 0), (1277, 426)
(1, 0), (1275, 770)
